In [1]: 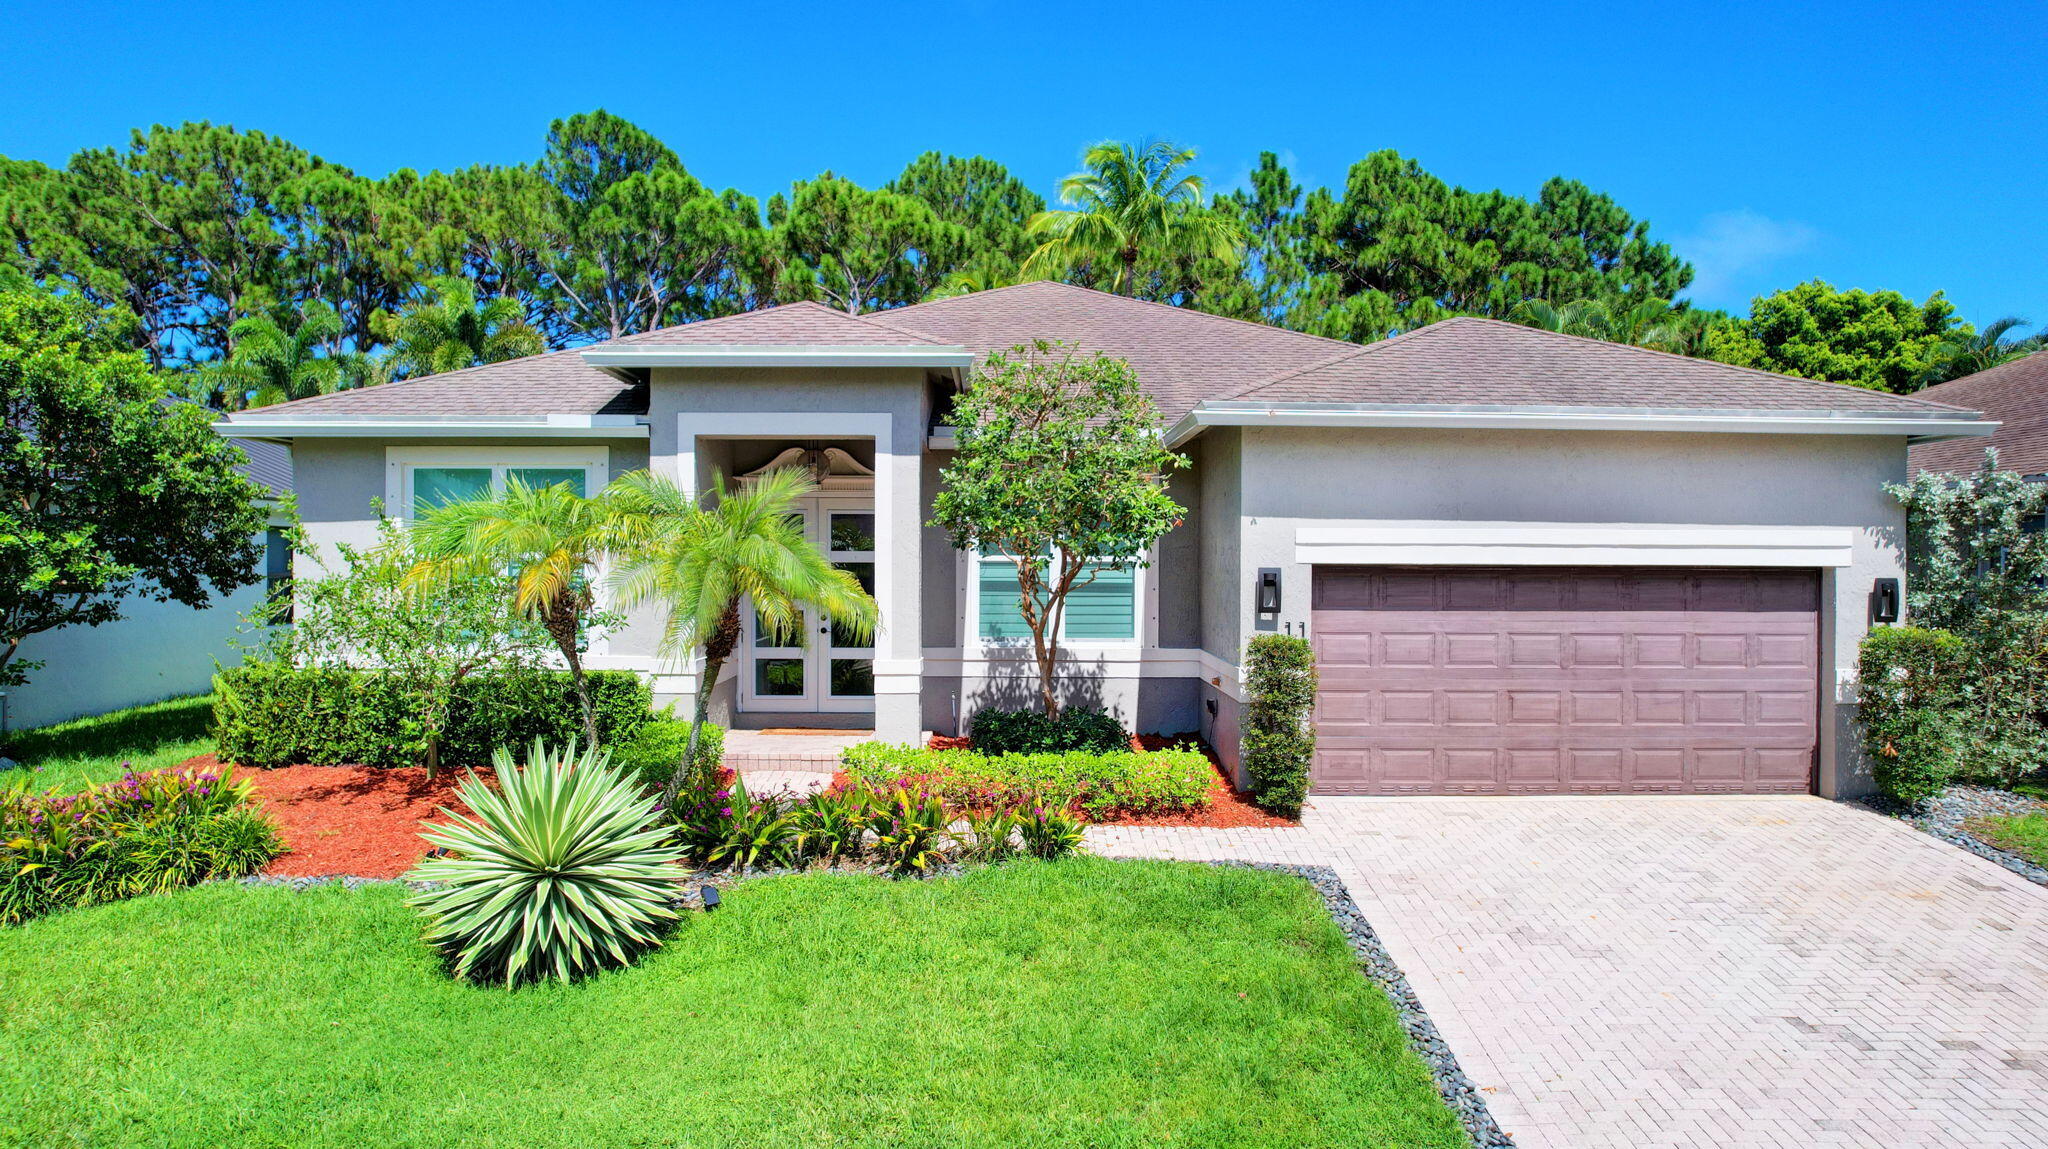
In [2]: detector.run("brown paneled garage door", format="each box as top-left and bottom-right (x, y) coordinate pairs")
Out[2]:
(1309, 567), (1818, 794)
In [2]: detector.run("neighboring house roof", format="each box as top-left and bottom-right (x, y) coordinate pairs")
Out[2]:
(231, 435), (294, 500)
(216, 282), (1987, 440)
(1907, 350), (2048, 476)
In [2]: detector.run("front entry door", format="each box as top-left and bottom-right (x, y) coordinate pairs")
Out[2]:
(740, 495), (877, 716)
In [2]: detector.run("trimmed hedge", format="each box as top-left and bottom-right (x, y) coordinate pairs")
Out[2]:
(1241, 634), (1316, 817)
(609, 714), (727, 794)
(1855, 626), (1969, 804)
(967, 706), (1129, 755)
(213, 665), (654, 770)
(841, 742), (1212, 819)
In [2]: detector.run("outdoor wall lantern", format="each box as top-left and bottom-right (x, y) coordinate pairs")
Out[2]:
(1256, 568), (1282, 615)
(1872, 578), (1901, 625)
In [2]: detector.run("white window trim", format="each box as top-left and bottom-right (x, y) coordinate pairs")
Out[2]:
(962, 547), (1153, 655)
(384, 445), (610, 521)
(383, 445), (614, 658)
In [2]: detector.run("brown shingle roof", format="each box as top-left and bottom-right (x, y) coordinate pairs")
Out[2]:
(1908, 350), (2048, 475)
(227, 284), (1980, 425)
(238, 347), (645, 417)
(610, 300), (946, 346)
(881, 281), (1358, 421)
(1220, 317), (1977, 415)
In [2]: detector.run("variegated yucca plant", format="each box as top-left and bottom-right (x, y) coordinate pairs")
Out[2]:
(407, 738), (684, 987)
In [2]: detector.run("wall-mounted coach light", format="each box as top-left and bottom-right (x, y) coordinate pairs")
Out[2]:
(1256, 568), (1282, 615)
(1872, 578), (1900, 625)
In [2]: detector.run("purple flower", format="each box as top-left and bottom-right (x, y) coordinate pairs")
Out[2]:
(718, 807), (733, 817)
(715, 790), (731, 800)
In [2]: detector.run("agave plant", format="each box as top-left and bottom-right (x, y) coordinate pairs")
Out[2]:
(408, 738), (684, 987)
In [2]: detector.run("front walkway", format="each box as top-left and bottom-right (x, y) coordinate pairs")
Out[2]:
(1091, 796), (2048, 1148)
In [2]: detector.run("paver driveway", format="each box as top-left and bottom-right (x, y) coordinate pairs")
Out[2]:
(1091, 796), (2048, 1148)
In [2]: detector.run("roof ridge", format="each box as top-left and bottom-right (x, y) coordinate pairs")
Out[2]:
(879, 280), (1360, 353)
(603, 299), (943, 347)
(1442, 316), (1982, 414)
(1218, 320), (1452, 401)
(842, 308), (948, 345)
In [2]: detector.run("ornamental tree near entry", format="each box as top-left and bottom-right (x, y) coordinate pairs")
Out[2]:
(0, 288), (270, 690)
(932, 341), (1187, 720)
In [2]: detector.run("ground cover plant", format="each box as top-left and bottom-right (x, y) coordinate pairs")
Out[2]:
(0, 763), (280, 924)
(0, 859), (1467, 1149)
(1965, 810), (2048, 868)
(840, 741), (1213, 819)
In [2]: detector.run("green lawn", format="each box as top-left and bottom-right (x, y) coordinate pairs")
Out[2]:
(3, 694), (214, 793)
(1968, 811), (2048, 867)
(0, 858), (1464, 1149)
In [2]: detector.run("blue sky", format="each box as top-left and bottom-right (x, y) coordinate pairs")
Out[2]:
(4, 0), (2042, 325)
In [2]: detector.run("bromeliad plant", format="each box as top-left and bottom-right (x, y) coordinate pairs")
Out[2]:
(868, 786), (954, 875)
(407, 739), (684, 987)
(1, 766), (280, 925)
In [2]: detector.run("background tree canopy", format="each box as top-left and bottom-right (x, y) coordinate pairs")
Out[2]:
(0, 113), (2029, 405)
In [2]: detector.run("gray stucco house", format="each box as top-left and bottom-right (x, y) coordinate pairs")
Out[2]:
(217, 282), (1994, 798)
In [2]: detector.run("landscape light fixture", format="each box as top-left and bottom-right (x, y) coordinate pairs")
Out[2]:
(700, 885), (722, 911)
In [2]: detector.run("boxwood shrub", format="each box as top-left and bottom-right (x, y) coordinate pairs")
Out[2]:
(841, 742), (1212, 819)
(213, 665), (654, 771)
(967, 706), (1129, 755)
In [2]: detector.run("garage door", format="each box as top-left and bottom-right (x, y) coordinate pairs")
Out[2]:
(1309, 567), (1818, 795)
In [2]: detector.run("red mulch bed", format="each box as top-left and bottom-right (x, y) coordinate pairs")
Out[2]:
(184, 754), (489, 880)
(917, 732), (1297, 828)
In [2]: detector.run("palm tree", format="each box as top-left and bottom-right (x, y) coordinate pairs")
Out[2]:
(607, 467), (877, 804)
(203, 300), (345, 409)
(383, 277), (545, 379)
(407, 477), (615, 745)
(1510, 298), (1612, 339)
(1021, 140), (1246, 295)
(1917, 317), (2035, 387)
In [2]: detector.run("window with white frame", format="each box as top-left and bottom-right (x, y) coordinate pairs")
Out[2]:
(971, 548), (1141, 645)
(386, 447), (608, 520)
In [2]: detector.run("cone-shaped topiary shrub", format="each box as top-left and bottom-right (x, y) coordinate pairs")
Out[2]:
(407, 738), (684, 987)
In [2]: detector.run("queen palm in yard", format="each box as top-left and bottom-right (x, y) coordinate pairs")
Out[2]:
(407, 477), (615, 745)
(382, 276), (545, 379)
(1021, 140), (1245, 295)
(608, 467), (877, 805)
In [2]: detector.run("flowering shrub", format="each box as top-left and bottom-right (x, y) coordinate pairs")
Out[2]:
(0, 766), (282, 924)
(839, 743), (1212, 818)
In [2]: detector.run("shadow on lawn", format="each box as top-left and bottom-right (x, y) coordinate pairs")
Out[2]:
(9, 695), (214, 765)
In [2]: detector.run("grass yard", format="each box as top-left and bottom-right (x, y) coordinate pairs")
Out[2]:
(1967, 811), (2048, 867)
(0, 858), (1464, 1149)
(3, 694), (214, 793)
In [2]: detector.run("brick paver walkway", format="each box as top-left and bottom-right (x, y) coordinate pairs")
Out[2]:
(1091, 796), (2048, 1148)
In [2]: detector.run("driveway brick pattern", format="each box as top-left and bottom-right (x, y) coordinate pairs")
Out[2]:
(1090, 796), (2048, 1148)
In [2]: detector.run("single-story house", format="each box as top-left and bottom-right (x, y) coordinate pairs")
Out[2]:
(1909, 349), (2048, 478)
(216, 282), (1996, 798)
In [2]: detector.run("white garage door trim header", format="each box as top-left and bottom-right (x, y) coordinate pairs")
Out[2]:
(1294, 521), (1854, 568)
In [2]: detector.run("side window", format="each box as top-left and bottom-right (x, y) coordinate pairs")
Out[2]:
(263, 527), (294, 624)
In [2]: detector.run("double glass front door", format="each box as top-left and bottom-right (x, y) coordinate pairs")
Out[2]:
(740, 495), (877, 714)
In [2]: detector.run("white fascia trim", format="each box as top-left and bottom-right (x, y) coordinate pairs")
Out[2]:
(215, 414), (648, 440)
(581, 345), (974, 369)
(1294, 521), (1856, 568)
(1165, 402), (1998, 447)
